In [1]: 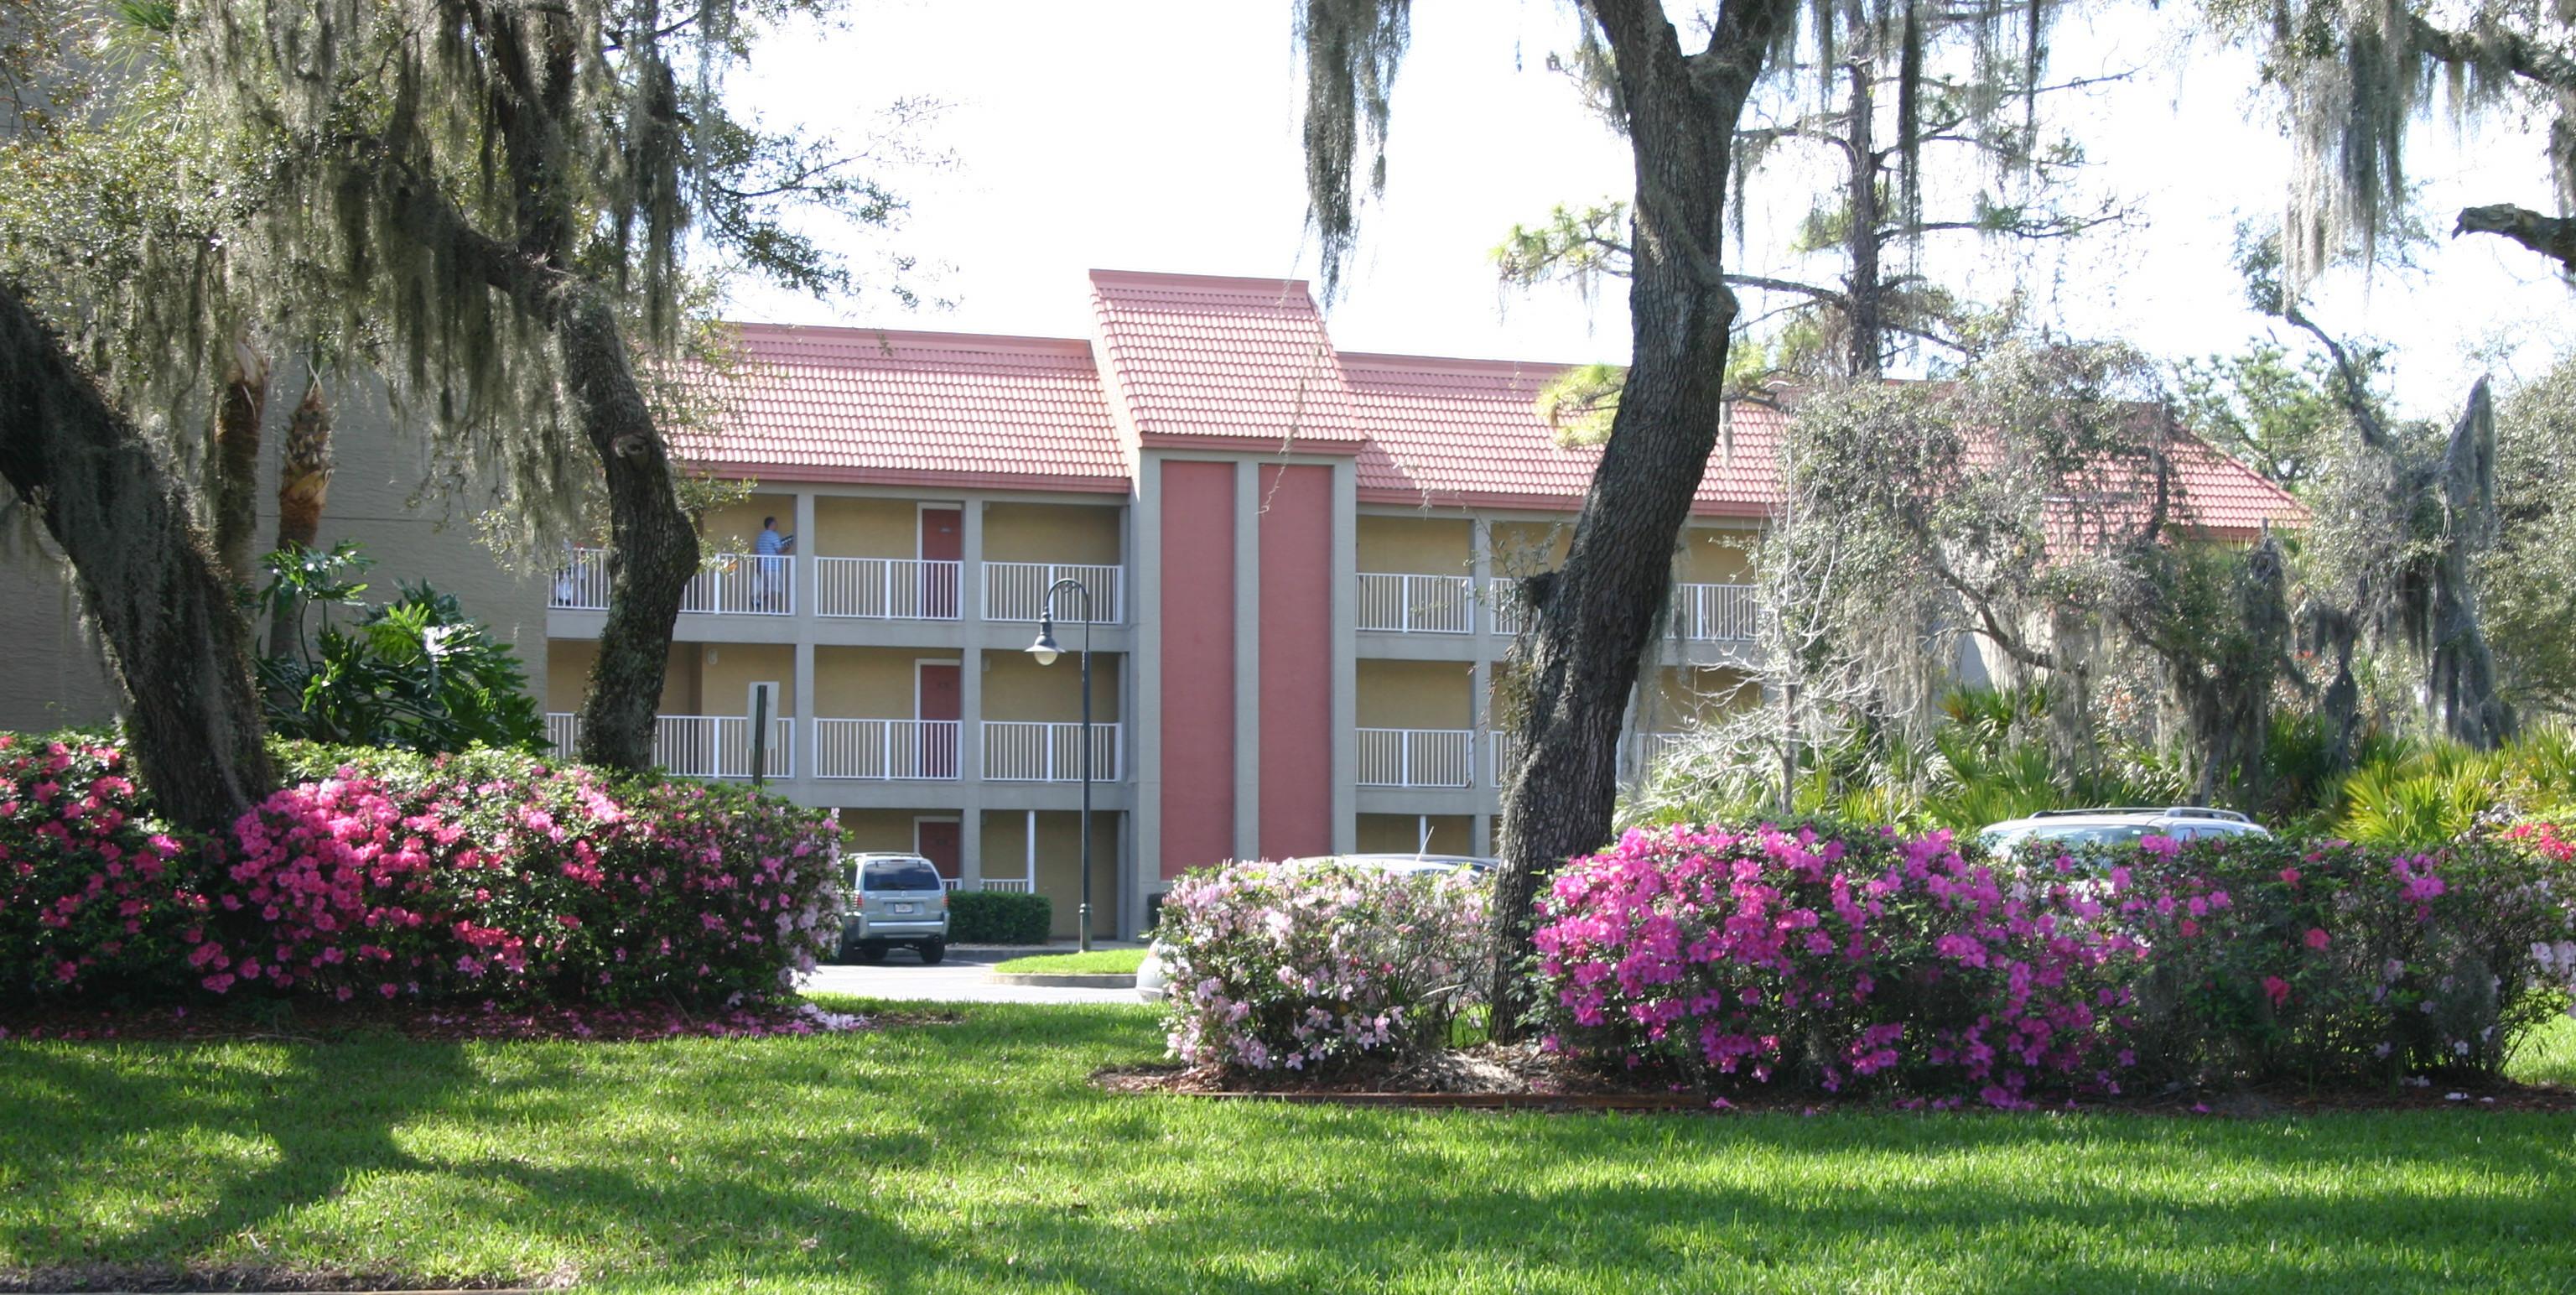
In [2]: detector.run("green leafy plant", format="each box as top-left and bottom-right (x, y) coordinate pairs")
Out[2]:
(254, 543), (546, 755)
(948, 891), (1052, 945)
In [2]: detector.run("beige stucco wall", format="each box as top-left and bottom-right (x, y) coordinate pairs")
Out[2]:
(982, 809), (1122, 939)
(1355, 813), (1476, 856)
(983, 502), (1122, 565)
(1357, 514), (1471, 574)
(1676, 525), (1759, 584)
(980, 650), (1123, 722)
(815, 647), (953, 718)
(0, 382), (549, 736)
(814, 497), (923, 559)
(1488, 520), (1572, 575)
(1357, 659), (1472, 730)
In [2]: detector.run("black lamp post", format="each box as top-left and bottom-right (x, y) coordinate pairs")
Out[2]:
(1025, 578), (1095, 951)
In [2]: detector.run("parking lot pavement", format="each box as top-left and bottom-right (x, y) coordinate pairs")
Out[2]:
(801, 949), (1144, 1006)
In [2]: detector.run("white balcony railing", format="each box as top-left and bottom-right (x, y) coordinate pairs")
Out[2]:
(979, 878), (1034, 894)
(549, 549), (612, 611)
(1357, 727), (1476, 788)
(811, 718), (960, 780)
(1357, 572), (1473, 634)
(544, 712), (791, 779)
(1487, 581), (1530, 636)
(814, 557), (961, 620)
(982, 721), (1122, 782)
(984, 562), (1123, 624)
(1673, 583), (1758, 642)
(1488, 730), (1518, 788)
(682, 553), (795, 616)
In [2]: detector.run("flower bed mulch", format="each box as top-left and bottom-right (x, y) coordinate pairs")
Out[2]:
(1095, 1043), (2576, 1116)
(0, 999), (890, 1044)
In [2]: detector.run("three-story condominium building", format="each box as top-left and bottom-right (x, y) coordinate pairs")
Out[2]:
(0, 268), (2303, 940)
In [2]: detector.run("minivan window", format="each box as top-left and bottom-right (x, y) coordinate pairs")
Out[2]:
(860, 858), (944, 892)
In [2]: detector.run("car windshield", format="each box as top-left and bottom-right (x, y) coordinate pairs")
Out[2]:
(859, 859), (943, 892)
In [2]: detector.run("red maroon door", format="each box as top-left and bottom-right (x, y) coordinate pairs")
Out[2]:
(915, 819), (961, 882)
(920, 507), (962, 618)
(917, 662), (960, 779)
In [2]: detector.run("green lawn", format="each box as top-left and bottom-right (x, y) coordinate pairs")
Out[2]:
(989, 948), (1146, 975)
(3, 1006), (2573, 1294)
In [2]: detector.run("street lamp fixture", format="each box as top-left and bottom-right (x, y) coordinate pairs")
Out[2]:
(1025, 580), (1093, 950)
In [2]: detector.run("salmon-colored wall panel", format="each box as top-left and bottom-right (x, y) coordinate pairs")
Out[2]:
(1258, 465), (1334, 859)
(1159, 461), (1236, 877)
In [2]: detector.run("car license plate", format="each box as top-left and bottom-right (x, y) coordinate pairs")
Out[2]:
(892, 902), (918, 915)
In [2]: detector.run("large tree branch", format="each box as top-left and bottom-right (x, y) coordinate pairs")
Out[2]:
(2406, 12), (2576, 94)
(2454, 202), (2576, 275)
(2279, 301), (2391, 450)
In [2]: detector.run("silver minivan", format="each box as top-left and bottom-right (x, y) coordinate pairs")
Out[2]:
(841, 853), (953, 964)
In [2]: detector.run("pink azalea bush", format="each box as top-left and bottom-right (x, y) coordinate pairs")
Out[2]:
(1157, 859), (1491, 1071)
(2, 732), (842, 1010)
(1532, 823), (2576, 1102)
(0, 735), (210, 999)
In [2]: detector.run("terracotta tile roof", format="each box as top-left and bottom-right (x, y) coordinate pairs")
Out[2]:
(1341, 352), (1784, 518)
(1086, 270), (1365, 453)
(677, 323), (1128, 492)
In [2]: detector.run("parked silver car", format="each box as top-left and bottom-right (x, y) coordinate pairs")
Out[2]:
(1135, 853), (1497, 1001)
(840, 853), (952, 965)
(1979, 806), (2271, 862)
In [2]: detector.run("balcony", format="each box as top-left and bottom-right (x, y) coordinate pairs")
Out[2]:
(1673, 583), (1758, 642)
(544, 712), (792, 779)
(812, 718), (960, 780)
(1356, 573), (1472, 634)
(815, 557), (960, 620)
(1357, 727), (1476, 788)
(548, 549), (793, 616)
(982, 720), (1123, 782)
(984, 562), (1122, 624)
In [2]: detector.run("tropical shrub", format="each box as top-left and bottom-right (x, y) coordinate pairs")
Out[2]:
(257, 543), (547, 755)
(948, 890), (1051, 945)
(3, 733), (841, 1009)
(1157, 860), (1491, 1072)
(1530, 823), (2576, 1103)
(0, 734), (210, 1000)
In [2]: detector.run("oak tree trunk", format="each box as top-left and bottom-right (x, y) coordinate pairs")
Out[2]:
(1488, 0), (1796, 1038)
(0, 281), (274, 831)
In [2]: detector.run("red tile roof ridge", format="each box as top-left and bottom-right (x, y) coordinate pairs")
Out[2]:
(1337, 350), (1586, 376)
(1085, 268), (1317, 296)
(725, 320), (1093, 355)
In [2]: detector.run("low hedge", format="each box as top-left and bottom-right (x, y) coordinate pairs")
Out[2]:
(3, 731), (842, 1009)
(950, 890), (1052, 944)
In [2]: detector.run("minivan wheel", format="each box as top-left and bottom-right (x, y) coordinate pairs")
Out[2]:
(917, 939), (947, 965)
(854, 942), (889, 965)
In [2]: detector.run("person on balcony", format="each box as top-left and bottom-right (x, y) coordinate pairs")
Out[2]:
(755, 517), (793, 611)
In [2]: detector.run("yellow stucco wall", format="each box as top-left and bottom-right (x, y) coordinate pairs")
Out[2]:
(546, 639), (700, 714)
(980, 650), (1123, 723)
(1644, 665), (1758, 731)
(1676, 526), (1759, 584)
(814, 497), (925, 559)
(836, 809), (932, 856)
(1488, 521), (1572, 576)
(1357, 514), (1472, 574)
(696, 642), (795, 717)
(1355, 814), (1477, 856)
(699, 494), (797, 557)
(815, 647), (955, 718)
(1357, 659), (1473, 730)
(981, 809), (1121, 939)
(983, 502), (1122, 565)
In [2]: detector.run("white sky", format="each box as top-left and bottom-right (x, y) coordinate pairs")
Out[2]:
(722, 1), (2575, 420)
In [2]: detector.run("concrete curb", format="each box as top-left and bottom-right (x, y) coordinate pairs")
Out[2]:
(984, 971), (1139, 989)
